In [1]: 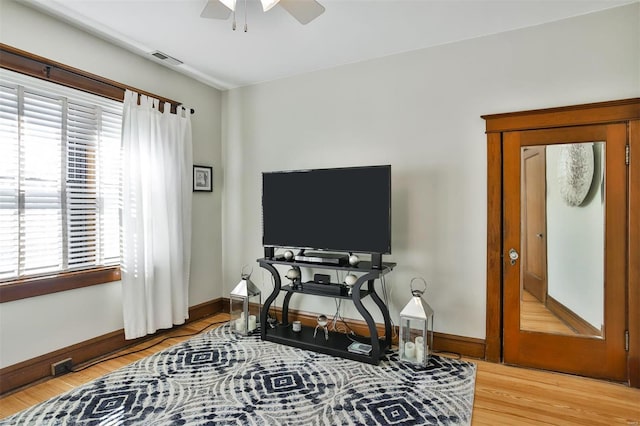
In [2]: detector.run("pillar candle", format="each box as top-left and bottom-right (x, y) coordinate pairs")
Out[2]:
(235, 318), (245, 332)
(248, 315), (257, 331)
(404, 342), (416, 359)
(415, 336), (425, 363)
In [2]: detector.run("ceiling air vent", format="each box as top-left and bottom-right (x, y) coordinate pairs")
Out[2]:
(151, 51), (183, 66)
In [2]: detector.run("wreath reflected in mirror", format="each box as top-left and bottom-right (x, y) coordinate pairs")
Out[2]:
(557, 143), (594, 207)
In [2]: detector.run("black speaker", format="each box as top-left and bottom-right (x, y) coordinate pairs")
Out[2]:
(371, 253), (383, 269)
(314, 273), (331, 284)
(264, 247), (275, 259)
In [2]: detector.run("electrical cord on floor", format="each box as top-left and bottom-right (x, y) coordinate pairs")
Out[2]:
(68, 319), (229, 373)
(432, 350), (463, 360)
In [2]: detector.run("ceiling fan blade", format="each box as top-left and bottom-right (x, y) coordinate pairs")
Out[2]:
(261, 0), (280, 12)
(279, 0), (325, 25)
(200, 0), (232, 19)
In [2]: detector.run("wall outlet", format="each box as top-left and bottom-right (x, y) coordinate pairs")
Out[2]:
(51, 358), (73, 376)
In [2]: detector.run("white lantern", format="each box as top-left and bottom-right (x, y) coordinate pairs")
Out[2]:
(398, 277), (434, 367)
(230, 266), (261, 336)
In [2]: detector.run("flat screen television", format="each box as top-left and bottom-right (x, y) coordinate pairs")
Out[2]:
(262, 165), (391, 256)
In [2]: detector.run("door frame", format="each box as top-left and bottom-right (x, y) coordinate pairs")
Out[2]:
(482, 98), (640, 387)
(520, 145), (548, 305)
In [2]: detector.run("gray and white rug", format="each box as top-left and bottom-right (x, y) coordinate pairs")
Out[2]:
(2, 325), (476, 425)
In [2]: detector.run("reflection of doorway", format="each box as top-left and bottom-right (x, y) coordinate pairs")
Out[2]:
(483, 99), (640, 387)
(519, 143), (605, 337)
(521, 146), (547, 304)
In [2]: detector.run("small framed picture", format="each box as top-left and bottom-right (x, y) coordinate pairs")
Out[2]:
(193, 165), (213, 192)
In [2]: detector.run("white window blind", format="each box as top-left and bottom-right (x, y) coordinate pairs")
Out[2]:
(0, 69), (122, 282)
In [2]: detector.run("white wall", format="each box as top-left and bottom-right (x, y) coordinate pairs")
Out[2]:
(222, 4), (640, 339)
(0, 0), (223, 367)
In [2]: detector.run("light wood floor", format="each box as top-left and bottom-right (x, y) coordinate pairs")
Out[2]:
(1, 314), (639, 425)
(520, 290), (577, 335)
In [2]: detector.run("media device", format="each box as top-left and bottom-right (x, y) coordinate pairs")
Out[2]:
(262, 165), (391, 266)
(313, 273), (331, 284)
(295, 252), (348, 265)
(347, 341), (372, 355)
(301, 281), (344, 296)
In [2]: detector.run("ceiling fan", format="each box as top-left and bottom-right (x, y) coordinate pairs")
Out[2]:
(201, 0), (325, 27)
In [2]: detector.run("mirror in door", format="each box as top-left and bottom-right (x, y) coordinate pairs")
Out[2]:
(520, 142), (604, 338)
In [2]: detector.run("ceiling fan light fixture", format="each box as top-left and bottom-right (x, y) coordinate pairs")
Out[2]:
(220, 0), (236, 11)
(260, 0), (280, 12)
(200, 0), (324, 26)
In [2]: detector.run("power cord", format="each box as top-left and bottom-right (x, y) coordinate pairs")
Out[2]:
(432, 350), (463, 360)
(68, 319), (229, 373)
(330, 298), (356, 336)
(328, 264), (395, 342)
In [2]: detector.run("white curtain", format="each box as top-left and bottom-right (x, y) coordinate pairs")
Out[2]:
(121, 90), (193, 339)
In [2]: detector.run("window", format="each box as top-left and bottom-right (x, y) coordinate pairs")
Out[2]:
(0, 69), (122, 285)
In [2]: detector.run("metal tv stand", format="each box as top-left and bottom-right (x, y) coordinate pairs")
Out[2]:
(257, 254), (395, 365)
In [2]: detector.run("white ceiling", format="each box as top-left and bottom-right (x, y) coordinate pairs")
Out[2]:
(24, 0), (633, 90)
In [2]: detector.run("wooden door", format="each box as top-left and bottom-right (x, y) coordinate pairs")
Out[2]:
(503, 123), (628, 381)
(521, 146), (547, 303)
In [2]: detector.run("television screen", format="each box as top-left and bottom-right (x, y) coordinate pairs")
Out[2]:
(262, 165), (391, 254)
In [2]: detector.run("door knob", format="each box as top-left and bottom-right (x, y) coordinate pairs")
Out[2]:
(508, 248), (519, 265)
(536, 233), (544, 238)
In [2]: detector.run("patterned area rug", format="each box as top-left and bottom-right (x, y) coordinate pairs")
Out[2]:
(2, 325), (476, 425)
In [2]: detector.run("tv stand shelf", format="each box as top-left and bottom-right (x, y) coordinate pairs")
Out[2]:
(258, 257), (396, 365)
(267, 325), (388, 364)
(261, 255), (389, 273)
(282, 283), (372, 299)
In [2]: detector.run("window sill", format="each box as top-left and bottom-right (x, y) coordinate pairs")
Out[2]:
(0, 267), (121, 303)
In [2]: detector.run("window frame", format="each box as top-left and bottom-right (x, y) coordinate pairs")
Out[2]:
(0, 43), (182, 303)
(0, 267), (121, 302)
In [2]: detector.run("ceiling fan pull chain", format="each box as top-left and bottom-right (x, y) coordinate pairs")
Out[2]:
(232, 10), (236, 30)
(244, 0), (248, 32)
